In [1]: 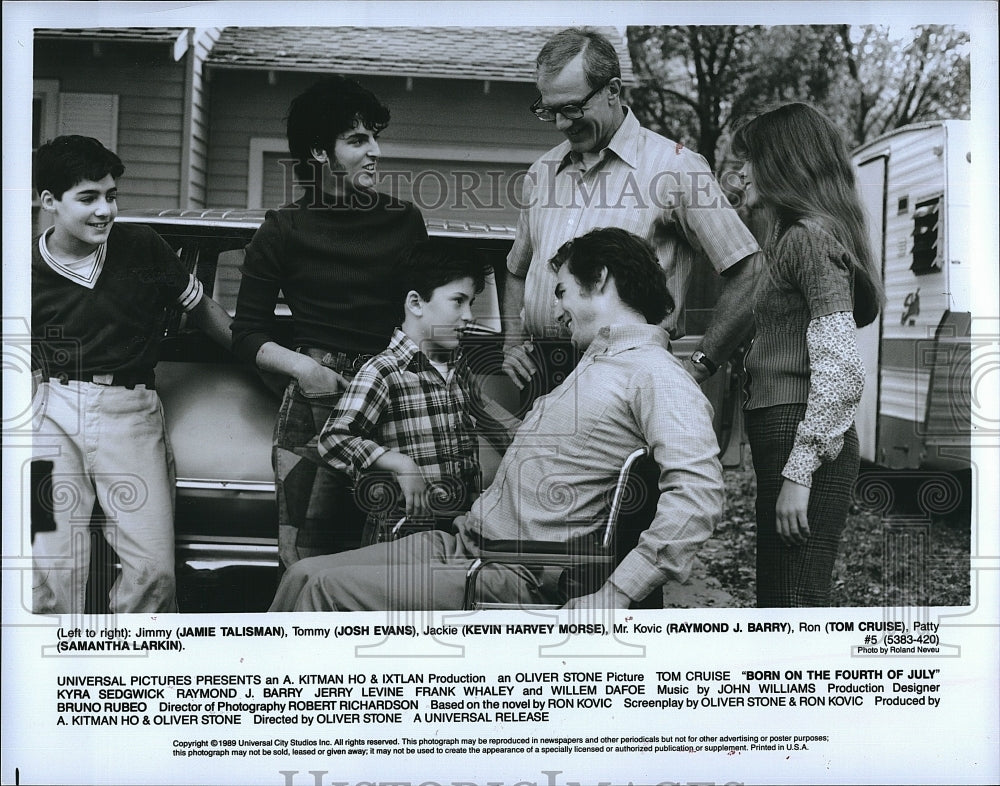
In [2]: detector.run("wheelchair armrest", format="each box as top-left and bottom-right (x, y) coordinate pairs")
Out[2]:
(463, 547), (616, 609)
(475, 538), (604, 556)
(462, 446), (657, 609)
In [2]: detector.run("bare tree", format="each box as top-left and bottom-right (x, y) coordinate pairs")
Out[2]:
(839, 24), (970, 146)
(627, 25), (756, 170)
(627, 24), (971, 168)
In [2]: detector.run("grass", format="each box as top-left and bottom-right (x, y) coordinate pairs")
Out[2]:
(701, 455), (972, 608)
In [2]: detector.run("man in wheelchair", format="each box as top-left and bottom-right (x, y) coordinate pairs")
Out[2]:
(269, 227), (725, 611)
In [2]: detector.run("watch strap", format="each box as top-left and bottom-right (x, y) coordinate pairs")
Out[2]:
(691, 351), (718, 376)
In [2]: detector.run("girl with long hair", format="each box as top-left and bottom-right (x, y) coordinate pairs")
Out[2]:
(731, 102), (884, 606)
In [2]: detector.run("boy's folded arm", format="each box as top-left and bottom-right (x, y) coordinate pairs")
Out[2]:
(317, 418), (387, 477)
(316, 368), (392, 476)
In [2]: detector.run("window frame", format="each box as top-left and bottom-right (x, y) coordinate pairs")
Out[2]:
(910, 192), (944, 275)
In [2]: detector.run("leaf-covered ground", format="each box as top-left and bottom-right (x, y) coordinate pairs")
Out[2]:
(693, 456), (972, 609)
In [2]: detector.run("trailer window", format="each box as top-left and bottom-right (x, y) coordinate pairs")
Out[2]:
(910, 195), (943, 275)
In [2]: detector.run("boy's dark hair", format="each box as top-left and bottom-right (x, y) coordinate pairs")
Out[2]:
(548, 227), (673, 324)
(392, 239), (493, 322)
(286, 75), (391, 181)
(33, 135), (125, 198)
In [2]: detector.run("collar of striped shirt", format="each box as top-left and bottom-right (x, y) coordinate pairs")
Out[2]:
(557, 106), (641, 175)
(584, 322), (671, 358)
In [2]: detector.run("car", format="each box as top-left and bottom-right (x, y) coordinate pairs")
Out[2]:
(78, 209), (742, 613)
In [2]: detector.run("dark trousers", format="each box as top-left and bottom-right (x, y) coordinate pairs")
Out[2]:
(747, 404), (859, 607)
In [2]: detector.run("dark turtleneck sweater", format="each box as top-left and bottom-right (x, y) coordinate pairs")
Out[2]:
(232, 189), (426, 362)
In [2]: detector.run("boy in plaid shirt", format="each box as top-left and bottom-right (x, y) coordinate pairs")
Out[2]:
(317, 239), (505, 542)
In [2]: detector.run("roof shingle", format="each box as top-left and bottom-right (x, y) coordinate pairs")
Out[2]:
(35, 27), (187, 44)
(207, 26), (635, 84)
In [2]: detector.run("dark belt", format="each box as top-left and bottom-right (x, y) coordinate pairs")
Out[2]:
(296, 347), (373, 376)
(51, 370), (155, 390)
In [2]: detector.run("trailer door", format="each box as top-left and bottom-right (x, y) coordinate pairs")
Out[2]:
(854, 154), (888, 463)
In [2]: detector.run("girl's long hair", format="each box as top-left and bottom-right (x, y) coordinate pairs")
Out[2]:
(731, 103), (885, 327)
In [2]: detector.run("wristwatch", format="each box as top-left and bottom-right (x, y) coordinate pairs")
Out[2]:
(689, 350), (718, 376)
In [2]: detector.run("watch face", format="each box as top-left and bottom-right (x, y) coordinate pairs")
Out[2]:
(691, 352), (716, 374)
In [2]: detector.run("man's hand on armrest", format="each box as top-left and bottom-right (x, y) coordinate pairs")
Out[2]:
(562, 580), (631, 610)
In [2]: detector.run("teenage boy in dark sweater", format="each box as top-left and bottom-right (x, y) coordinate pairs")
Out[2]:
(31, 135), (232, 614)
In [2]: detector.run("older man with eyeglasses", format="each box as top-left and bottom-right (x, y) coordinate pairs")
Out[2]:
(502, 27), (760, 403)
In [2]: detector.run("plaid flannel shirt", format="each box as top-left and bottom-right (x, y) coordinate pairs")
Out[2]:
(317, 329), (482, 521)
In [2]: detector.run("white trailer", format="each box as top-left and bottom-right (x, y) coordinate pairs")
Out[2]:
(852, 120), (971, 471)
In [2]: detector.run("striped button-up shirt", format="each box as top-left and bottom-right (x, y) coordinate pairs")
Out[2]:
(460, 323), (725, 601)
(318, 329), (481, 519)
(507, 108), (758, 339)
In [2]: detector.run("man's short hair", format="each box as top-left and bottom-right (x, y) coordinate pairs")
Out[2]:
(549, 227), (673, 324)
(536, 27), (622, 88)
(392, 238), (493, 321)
(33, 135), (125, 199)
(286, 75), (391, 181)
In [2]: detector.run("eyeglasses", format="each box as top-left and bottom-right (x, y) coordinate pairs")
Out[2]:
(530, 82), (608, 122)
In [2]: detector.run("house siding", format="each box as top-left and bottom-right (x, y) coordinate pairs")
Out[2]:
(205, 69), (555, 212)
(34, 38), (187, 208)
